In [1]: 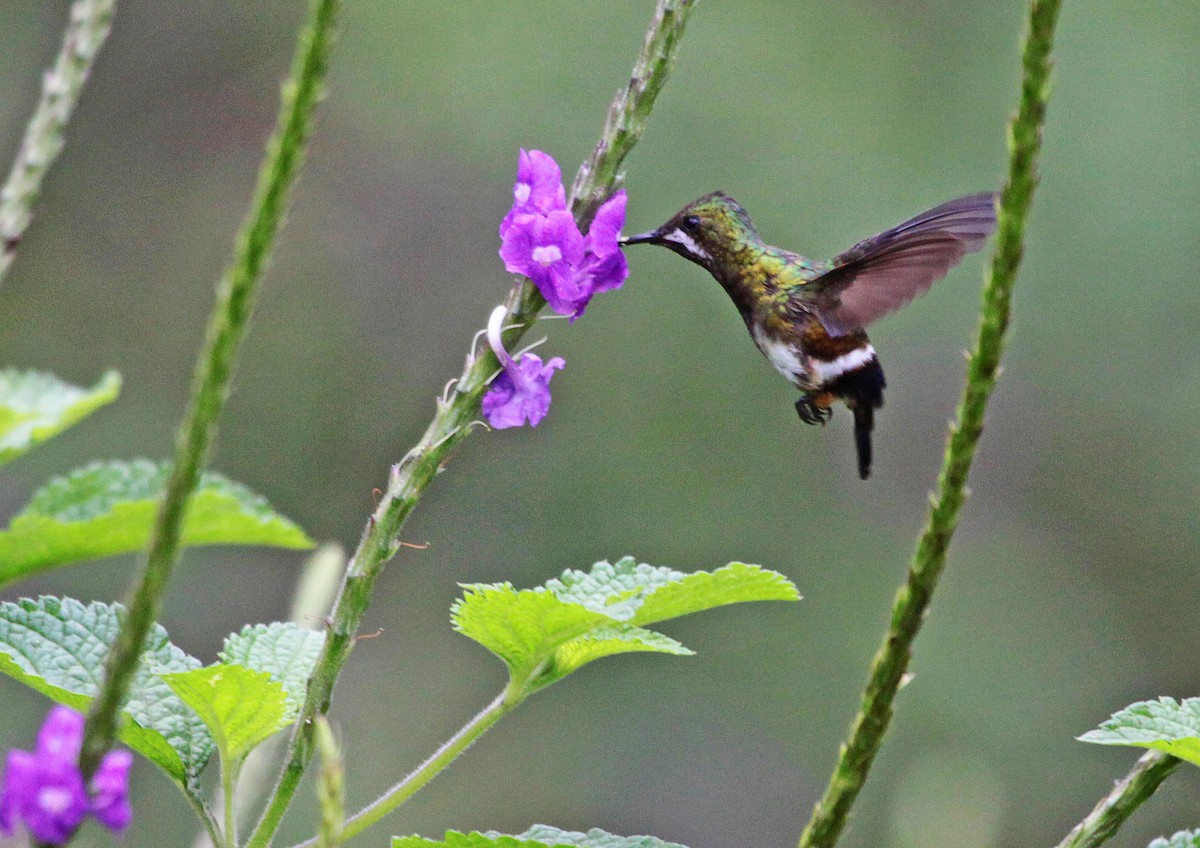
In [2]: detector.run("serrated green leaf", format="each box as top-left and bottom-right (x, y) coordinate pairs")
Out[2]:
(453, 583), (615, 682)
(0, 459), (313, 588)
(1079, 697), (1200, 766)
(0, 596), (214, 785)
(553, 625), (692, 677)
(0, 370), (120, 466)
(161, 664), (291, 764)
(220, 622), (325, 712)
(517, 826), (688, 848)
(394, 827), (689, 848)
(628, 560), (800, 625)
(1149, 831), (1200, 848)
(452, 558), (798, 691)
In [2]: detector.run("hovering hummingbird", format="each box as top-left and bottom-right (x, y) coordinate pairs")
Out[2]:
(621, 192), (997, 478)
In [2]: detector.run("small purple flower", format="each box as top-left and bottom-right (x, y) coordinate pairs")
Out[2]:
(498, 150), (629, 320)
(0, 706), (133, 844)
(481, 305), (565, 429)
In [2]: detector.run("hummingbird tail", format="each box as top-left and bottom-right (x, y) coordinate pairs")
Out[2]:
(853, 405), (875, 480)
(823, 351), (887, 479)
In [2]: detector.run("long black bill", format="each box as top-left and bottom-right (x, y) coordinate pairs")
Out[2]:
(619, 229), (661, 247)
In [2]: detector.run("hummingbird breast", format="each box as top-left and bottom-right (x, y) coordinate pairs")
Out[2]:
(752, 310), (875, 393)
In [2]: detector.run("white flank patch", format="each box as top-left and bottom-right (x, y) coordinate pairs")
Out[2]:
(811, 345), (877, 383)
(753, 329), (808, 383)
(660, 227), (711, 261)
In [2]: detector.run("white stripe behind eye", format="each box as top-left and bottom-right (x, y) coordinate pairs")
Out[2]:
(661, 228), (710, 261)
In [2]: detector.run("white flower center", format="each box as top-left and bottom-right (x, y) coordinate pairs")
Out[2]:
(513, 183), (531, 204)
(531, 245), (562, 267)
(38, 786), (75, 814)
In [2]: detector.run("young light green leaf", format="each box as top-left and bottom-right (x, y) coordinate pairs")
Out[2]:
(0, 596), (214, 785)
(553, 625), (692, 678)
(518, 826), (688, 848)
(220, 622), (325, 712)
(1149, 832), (1200, 848)
(1079, 697), (1200, 767)
(161, 664), (292, 765)
(548, 557), (801, 627)
(452, 558), (798, 691)
(394, 827), (689, 848)
(0, 370), (120, 466)
(0, 459), (313, 588)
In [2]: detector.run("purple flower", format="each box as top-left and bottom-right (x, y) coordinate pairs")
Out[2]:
(481, 305), (565, 429)
(498, 150), (629, 320)
(0, 706), (133, 844)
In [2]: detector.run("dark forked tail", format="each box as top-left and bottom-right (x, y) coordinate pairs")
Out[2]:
(827, 355), (887, 479)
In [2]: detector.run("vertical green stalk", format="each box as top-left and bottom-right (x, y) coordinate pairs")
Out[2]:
(796, 1), (1062, 846)
(244, 3), (697, 846)
(0, 0), (115, 284)
(78, 0), (342, 777)
(1052, 752), (1180, 848)
(314, 717), (345, 848)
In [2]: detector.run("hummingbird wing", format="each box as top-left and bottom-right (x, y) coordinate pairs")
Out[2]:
(807, 192), (998, 337)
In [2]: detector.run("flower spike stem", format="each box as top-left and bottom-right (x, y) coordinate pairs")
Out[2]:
(1051, 752), (1180, 848)
(795, 2), (1063, 847)
(0, 0), (115, 286)
(245, 2), (696, 846)
(78, 0), (342, 781)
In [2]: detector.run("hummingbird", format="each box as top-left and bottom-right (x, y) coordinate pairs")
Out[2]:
(620, 192), (997, 478)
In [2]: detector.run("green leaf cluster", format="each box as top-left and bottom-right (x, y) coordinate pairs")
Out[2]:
(452, 557), (798, 693)
(395, 826), (690, 848)
(0, 596), (323, 797)
(1079, 697), (1200, 767)
(0, 459), (313, 588)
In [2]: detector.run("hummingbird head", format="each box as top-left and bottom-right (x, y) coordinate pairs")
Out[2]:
(620, 192), (759, 271)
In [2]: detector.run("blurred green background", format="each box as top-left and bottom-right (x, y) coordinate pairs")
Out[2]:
(2, 1), (1199, 846)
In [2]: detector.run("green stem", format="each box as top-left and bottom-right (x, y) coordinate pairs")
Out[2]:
(182, 780), (226, 848)
(292, 690), (519, 848)
(0, 0), (115, 284)
(244, 3), (696, 846)
(796, 1), (1062, 846)
(78, 0), (341, 778)
(314, 716), (346, 848)
(1052, 752), (1180, 848)
(223, 759), (244, 848)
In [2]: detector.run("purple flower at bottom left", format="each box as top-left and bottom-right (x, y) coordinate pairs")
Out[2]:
(0, 706), (132, 844)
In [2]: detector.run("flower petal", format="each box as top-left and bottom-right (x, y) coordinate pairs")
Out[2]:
(20, 759), (87, 845)
(36, 708), (84, 766)
(585, 190), (627, 259)
(89, 751), (133, 833)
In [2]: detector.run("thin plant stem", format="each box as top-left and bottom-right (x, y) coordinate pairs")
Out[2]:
(796, 1), (1063, 846)
(0, 0), (115, 284)
(314, 717), (345, 848)
(244, 2), (697, 846)
(290, 690), (519, 848)
(78, 0), (342, 778)
(1052, 752), (1181, 848)
(223, 759), (243, 848)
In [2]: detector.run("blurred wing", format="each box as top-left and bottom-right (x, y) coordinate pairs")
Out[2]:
(810, 193), (997, 337)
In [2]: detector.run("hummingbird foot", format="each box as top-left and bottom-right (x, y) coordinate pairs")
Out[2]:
(795, 394), (833, 426)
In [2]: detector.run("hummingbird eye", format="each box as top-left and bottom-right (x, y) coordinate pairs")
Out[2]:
(682, 214), (701, 231)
